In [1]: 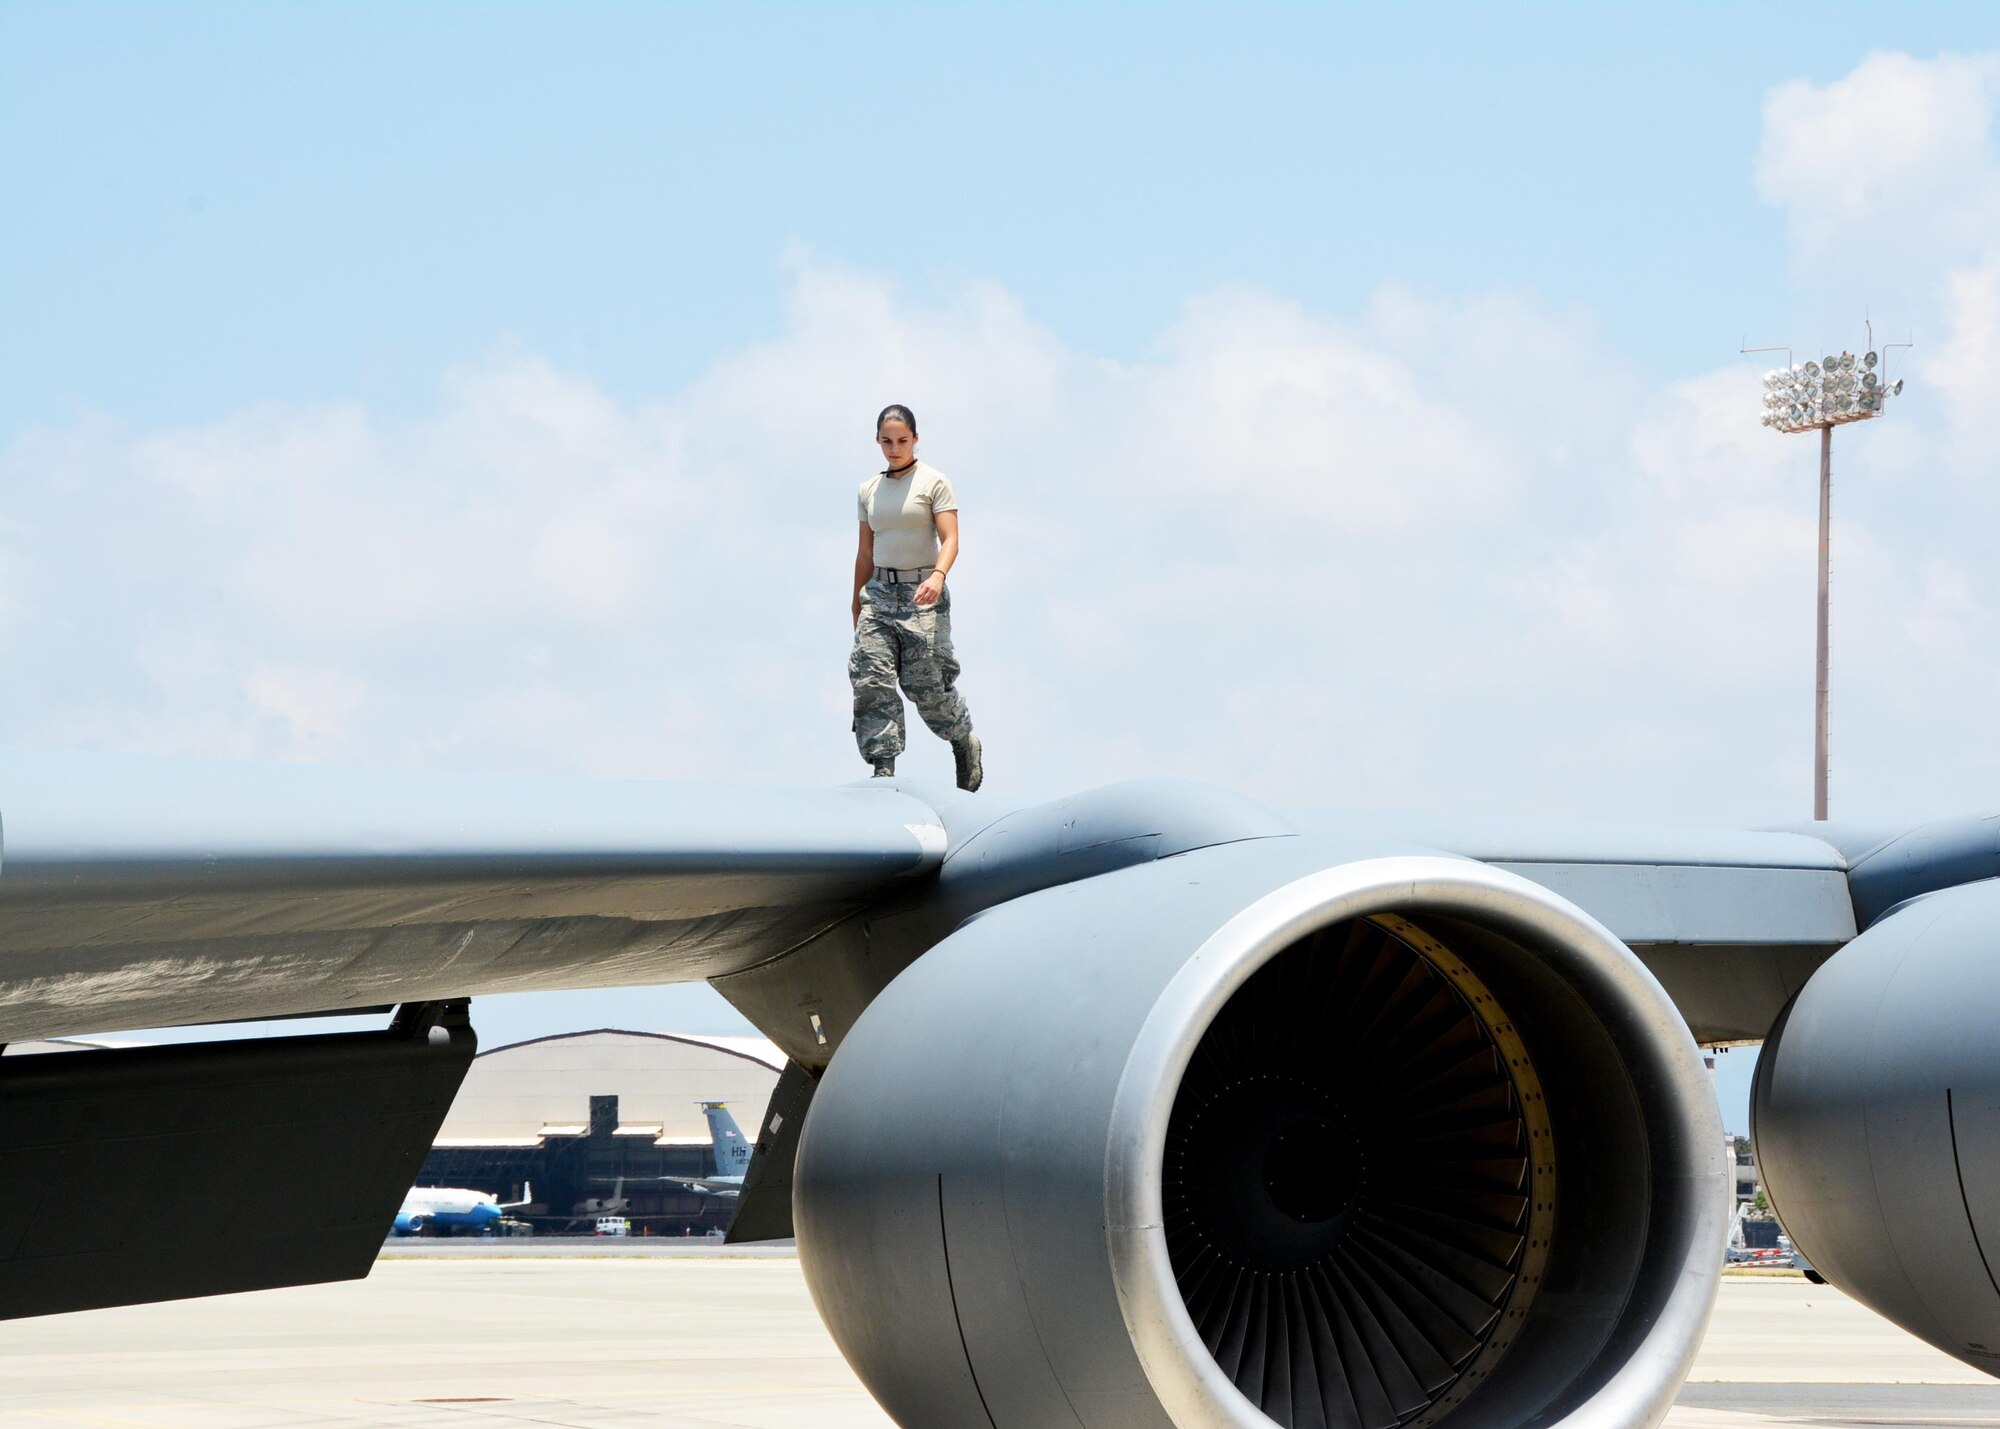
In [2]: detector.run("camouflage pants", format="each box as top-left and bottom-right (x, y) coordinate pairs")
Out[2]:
(850, 578), (974, 763)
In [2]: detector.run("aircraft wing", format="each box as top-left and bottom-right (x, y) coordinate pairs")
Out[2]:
(1293, 809), (1854, 940)
(1288, 809), (1861, 1043)
(0, 748), (1894, 1048)
(652, 1175), (743, 1195)
(0, 747), (945, 1043)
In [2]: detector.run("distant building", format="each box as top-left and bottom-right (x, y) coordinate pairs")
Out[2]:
(1731, 1134), (1760, 1203)
(414, 1029), (784, 1235)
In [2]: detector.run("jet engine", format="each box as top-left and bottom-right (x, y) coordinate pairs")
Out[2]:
(1754, 878), (2000, 1374)
(794, 839), (1727, 1429)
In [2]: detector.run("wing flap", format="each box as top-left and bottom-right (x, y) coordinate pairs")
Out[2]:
(0, 1016), (475, 1318)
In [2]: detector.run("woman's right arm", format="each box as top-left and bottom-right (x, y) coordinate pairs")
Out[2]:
(852, 521), (875, 628)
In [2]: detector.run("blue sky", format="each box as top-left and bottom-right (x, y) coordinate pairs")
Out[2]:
(9, 5), (2000, 1136)
(7, 2), (1995, 436)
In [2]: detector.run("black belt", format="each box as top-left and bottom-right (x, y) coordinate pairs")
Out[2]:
(875, 566), (935, 584)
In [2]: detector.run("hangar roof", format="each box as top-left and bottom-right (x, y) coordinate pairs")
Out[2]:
(434, 1028), (783, 1147)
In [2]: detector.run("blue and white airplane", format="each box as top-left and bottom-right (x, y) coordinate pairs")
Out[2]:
(392, 1182), (531, 1236)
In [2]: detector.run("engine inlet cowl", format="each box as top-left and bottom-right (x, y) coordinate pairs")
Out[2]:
(795, 839), (1726, 1429)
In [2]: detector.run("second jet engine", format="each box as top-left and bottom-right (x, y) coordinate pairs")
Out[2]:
(1755, 877), (2000, 1376)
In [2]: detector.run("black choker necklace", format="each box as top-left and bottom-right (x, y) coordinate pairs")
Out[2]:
(883, 459), (919, 476)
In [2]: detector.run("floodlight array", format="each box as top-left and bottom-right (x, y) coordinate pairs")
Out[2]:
(1759, 350), (1904, 432)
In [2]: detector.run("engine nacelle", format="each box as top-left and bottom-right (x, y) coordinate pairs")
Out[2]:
(1754, 879), (2000, 1374)
(795, 839), (1726, 1428)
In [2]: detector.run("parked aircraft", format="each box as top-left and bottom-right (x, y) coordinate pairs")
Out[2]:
(393, 1183), (531, 1236)
(618, 1103), (753, 1198)
(568, 1177), (631, 1217)
(4, 748), (2000, 1429)
(516, 1177), (707, 1234)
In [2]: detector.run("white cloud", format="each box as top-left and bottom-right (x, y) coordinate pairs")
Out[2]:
(1754, 50), (2000, 503)
(1758, 50), (2000, 259)
(1633, 368), (1793, 502)
(6, 245), (1998, 826)
(19, 42), (2000, 827)
(243, 665), (369, 747)
(119, 357), (689, 636)
(1127, 287), (1515, 533)
(0, 513), (20, 646)
(1924, 256), (2000, 449)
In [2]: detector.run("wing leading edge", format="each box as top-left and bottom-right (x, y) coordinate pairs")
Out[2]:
(0, 748), (945, 1043)
(0, 750), (1904, 1049)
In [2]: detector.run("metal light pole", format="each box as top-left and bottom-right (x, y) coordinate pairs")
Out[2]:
(1814, 424), (1831, 822)
(1745, 335), (1907, 822)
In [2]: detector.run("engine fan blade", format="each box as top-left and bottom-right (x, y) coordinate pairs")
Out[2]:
(1162, 915), (1553, 1428)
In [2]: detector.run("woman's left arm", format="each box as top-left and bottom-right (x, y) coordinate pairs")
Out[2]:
(917, 510), (958, 607)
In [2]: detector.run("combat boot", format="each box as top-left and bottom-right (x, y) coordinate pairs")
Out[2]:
(952, 736), (983, 792)
(871, 759), (896, 778)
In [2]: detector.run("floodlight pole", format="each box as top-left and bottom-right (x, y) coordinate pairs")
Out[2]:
(1746, 333), (1908, 822)
(1814, 423), (1831, 822)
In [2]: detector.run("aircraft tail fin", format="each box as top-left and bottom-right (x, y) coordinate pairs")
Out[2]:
(500, 1181), (534, 1210)
(701, 1101), (754, 1177)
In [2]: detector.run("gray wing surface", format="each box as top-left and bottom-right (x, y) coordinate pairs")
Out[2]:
(0, 748), (945, 1043)
(1294, 810), (1858, 1042)
(0, 747), (1879, 1049)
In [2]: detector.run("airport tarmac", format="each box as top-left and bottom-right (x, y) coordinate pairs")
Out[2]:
(0, 1258), (1995, 1428)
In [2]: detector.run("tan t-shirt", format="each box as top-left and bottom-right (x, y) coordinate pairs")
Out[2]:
(858, 461), (958, 571)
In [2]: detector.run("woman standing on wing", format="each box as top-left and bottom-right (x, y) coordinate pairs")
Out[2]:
(850, 404), (983, 790)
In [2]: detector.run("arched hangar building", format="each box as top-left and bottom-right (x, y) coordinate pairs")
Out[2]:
(415, 1030), (783, 1234)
